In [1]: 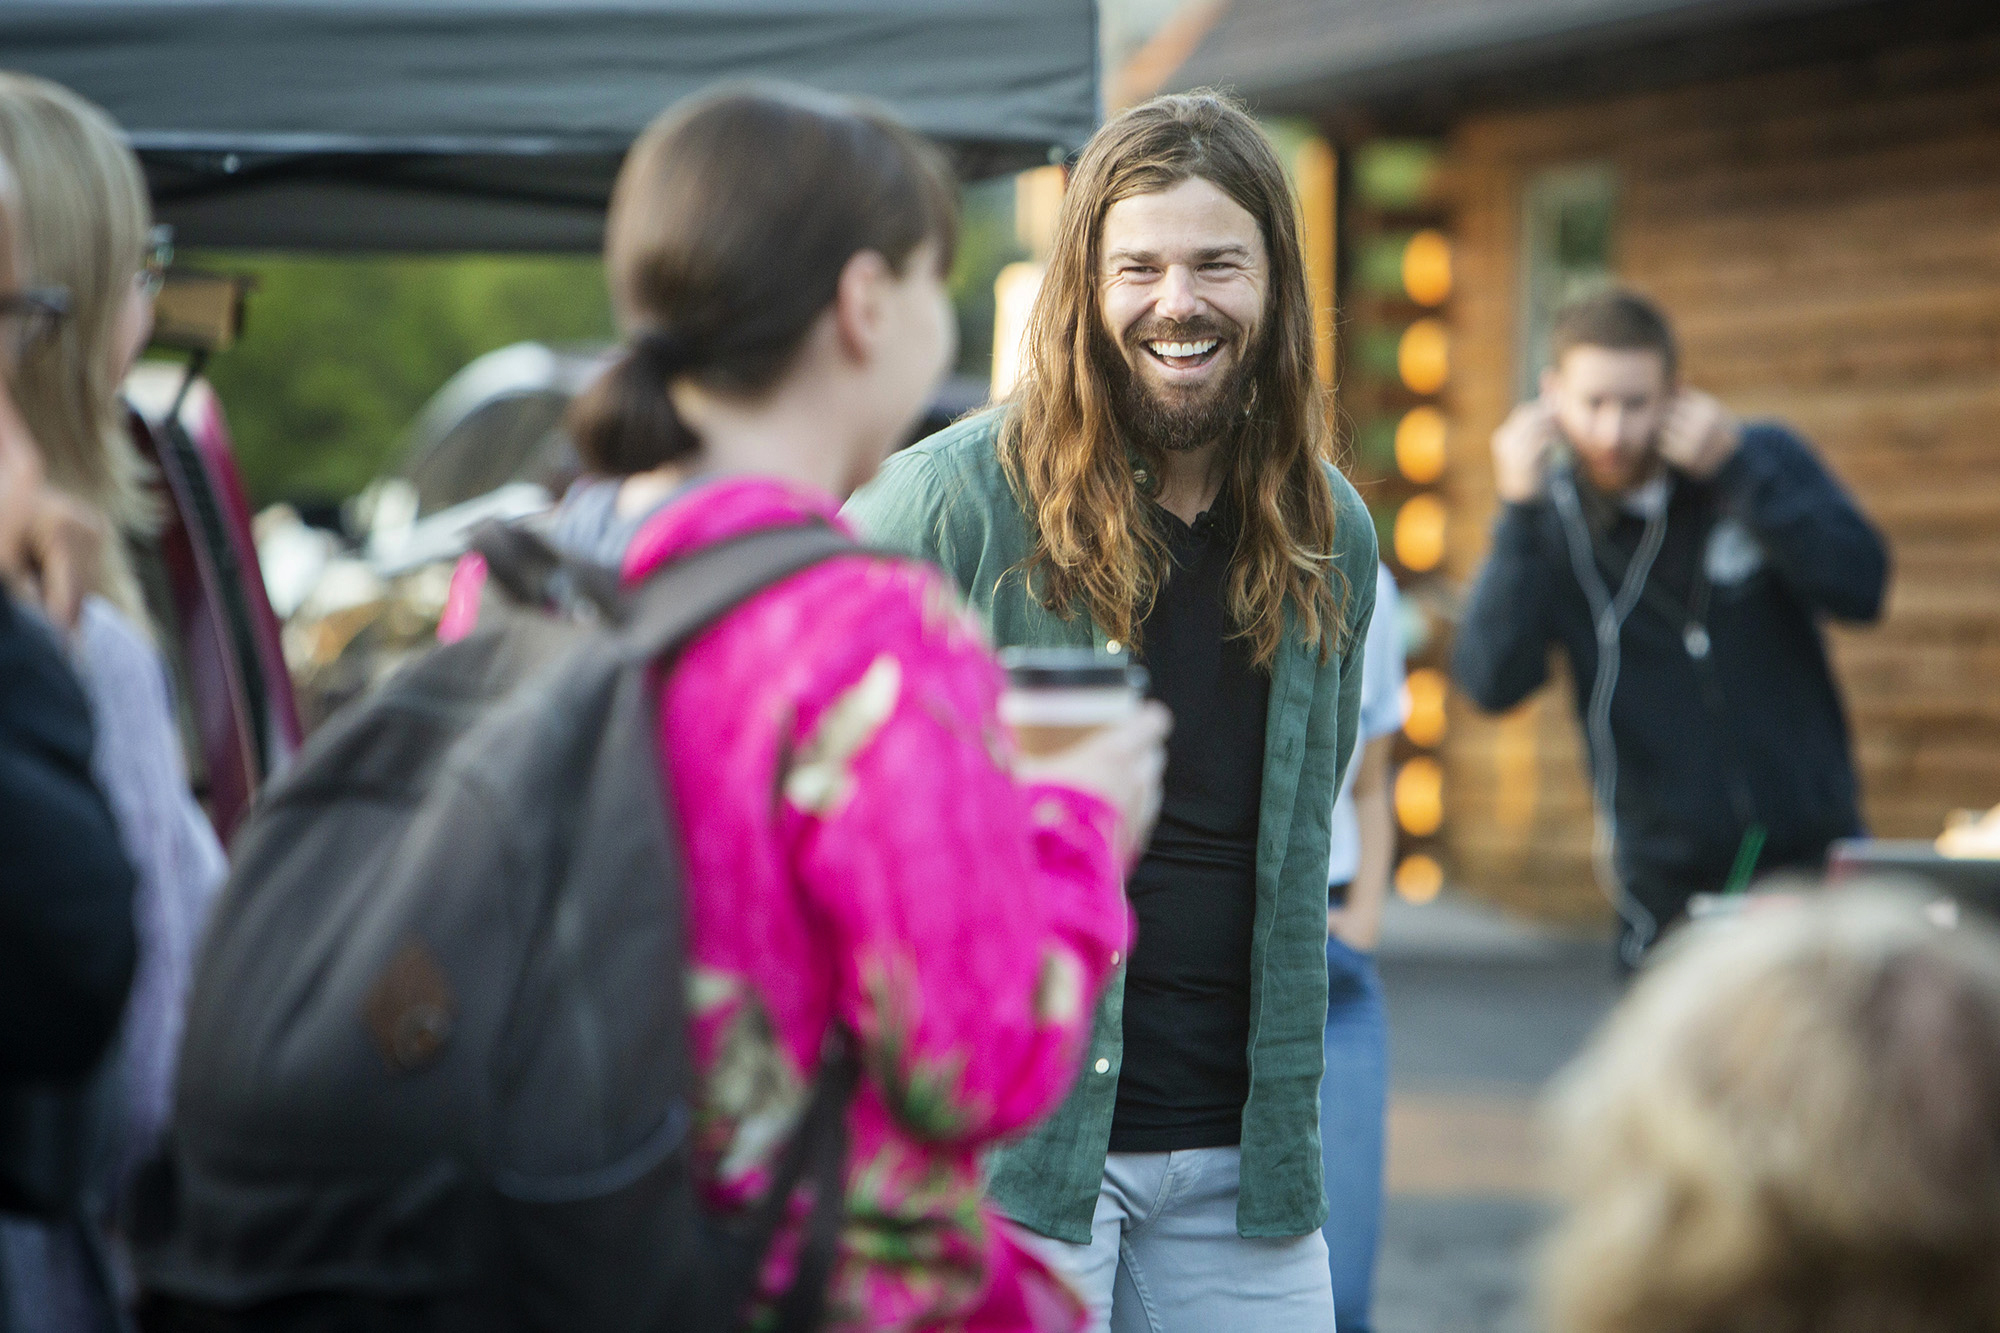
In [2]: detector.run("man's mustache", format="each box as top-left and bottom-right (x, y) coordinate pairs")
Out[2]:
(1124, 317), (1235, 349)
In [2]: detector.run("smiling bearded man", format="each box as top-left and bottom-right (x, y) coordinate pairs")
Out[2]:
(845, 92), (1375, 1333)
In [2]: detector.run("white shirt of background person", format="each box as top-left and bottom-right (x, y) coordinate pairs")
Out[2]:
(1327, 563), (1407, 896)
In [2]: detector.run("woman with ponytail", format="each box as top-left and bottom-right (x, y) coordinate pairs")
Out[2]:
(440, 86), (1167, 1332)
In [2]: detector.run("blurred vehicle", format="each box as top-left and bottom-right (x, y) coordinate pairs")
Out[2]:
(392, 341), (993, 520)
(397, 341), (607, 518)
(261, 344), (993, 728)
(124, 368), (301, 845)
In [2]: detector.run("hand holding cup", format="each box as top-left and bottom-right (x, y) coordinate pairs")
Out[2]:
(1015, 704), (1170, 863)
(1000, 648), (1171, 863)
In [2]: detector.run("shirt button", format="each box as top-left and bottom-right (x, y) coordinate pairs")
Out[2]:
(1105, 640), (1122, 654)
(1110, 951), (1122, 966)
(1094, 1058), (1111, 1075)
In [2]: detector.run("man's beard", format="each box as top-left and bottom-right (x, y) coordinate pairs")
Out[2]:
(1107, 318), (1256, 456)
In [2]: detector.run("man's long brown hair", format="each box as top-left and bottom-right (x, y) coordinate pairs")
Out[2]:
(1001, 91), (1344, 668)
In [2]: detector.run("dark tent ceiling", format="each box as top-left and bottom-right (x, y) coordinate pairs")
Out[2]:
(0, 0), (1100, 250)
(1169, 0), (1983, 125)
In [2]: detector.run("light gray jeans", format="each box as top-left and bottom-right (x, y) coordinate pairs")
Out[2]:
(1019, 1147), (1338, 1333)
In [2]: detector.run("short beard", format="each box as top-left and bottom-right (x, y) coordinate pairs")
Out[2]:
(1107, 321), (1256, 456)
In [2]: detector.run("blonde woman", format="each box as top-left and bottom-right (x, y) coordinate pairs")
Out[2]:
(1543, 888), (2000, 1333)
(0, 73), (159, 625)
(0, 75), (224, 1333)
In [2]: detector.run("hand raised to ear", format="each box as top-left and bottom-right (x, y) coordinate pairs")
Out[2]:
(1490, 399), (1559, 504)
(1658, 388), (1741, 480)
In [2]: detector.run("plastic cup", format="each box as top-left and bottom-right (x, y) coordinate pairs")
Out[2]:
(998, 647), (1149, 756)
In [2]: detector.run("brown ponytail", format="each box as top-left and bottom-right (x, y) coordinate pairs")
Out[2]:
(567, 84), (958, 477)
(568, 331), (701, 475)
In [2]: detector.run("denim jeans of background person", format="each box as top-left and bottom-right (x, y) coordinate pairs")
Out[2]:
(1321, 563), (1405, 1333)
(847, 92), (1377, 1333)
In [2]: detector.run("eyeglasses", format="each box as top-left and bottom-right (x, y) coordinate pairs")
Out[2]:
(0, 286), (71, 358)
(139, 224), (175, 297)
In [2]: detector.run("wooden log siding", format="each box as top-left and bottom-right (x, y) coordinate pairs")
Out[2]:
(1438, 30), (2000, 921)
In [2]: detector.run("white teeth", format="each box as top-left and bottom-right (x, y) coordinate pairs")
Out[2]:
(1147, 339), (1219, 359)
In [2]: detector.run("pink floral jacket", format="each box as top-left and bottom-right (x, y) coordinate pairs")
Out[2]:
(442, 477), (1129, 1331)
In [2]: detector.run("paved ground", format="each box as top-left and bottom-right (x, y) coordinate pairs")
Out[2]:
(1363, 895), (1622, 1333)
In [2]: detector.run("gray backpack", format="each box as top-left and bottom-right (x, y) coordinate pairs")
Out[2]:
(134, 521), (861, 1333)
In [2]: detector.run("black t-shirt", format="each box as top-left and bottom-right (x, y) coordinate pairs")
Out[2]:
(1109, 501), (1270, 1153)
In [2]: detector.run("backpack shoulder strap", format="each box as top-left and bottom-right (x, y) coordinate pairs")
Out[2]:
(620, 521), (862, 664)
(470, 519), (625, 617)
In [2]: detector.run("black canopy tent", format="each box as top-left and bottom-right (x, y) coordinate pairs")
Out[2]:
(0, 0), (1100, 251)
(1167, 0), (1967, 127)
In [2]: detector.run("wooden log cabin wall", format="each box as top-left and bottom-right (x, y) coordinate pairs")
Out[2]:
(1439, 25), (2000, 918)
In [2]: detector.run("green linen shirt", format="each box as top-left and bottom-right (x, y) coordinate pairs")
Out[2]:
(842, 409), (1378, 1243)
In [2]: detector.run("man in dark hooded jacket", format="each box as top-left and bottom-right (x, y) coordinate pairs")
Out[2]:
(1453, 289), (1886, 966)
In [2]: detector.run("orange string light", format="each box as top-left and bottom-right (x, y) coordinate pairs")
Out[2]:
(1404, 667), (1448, 747)
(1395, 756), (1444, 836)
(1395, 407), (1447, 483)
(1394, 493), (1447, 571)
(1401, 229), (1453, 306)
(1397, 318), (1449, 395)
(1395, 854), (1445, 904)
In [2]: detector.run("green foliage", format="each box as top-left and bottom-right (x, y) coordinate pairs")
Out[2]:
(188, 253), (612, 507)
(946, 175), (1024, 383)
(1258, 117), (1315, 194)
(1355, 232), (1417, 296)
(1356, 326), (1404, 380)
(1356, 416), (1398, 473)
(1353, 141), (1444, 210)
(194, 175), (1013, 511)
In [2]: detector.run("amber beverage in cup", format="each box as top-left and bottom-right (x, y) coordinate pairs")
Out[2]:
(998, 647), (1149, 756)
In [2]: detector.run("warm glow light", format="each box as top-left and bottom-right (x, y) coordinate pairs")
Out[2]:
(1394, 493), (1448, 571)
(1398, 319), (1449, 394)
(1014, 165), (1066, 258)
(1402, 229), (1453, 306)
(1297, 137), (1337, 387)
(1395, 854), (1445, 904)
(990, 260), (1045, 398)
(1395, 407), (1447, 483)
(1394, 756), (1444, 837)
(1404, 667), (1448, 747)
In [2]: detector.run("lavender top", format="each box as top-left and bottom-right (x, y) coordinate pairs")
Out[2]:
(73, 596), (227, 1176)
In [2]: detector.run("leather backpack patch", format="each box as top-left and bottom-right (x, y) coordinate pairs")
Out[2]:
(364, 940), (457, 1073)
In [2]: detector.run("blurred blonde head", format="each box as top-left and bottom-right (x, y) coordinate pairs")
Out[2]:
(0, 72), (155, 621)
(1543, 888), (2000, 1333)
